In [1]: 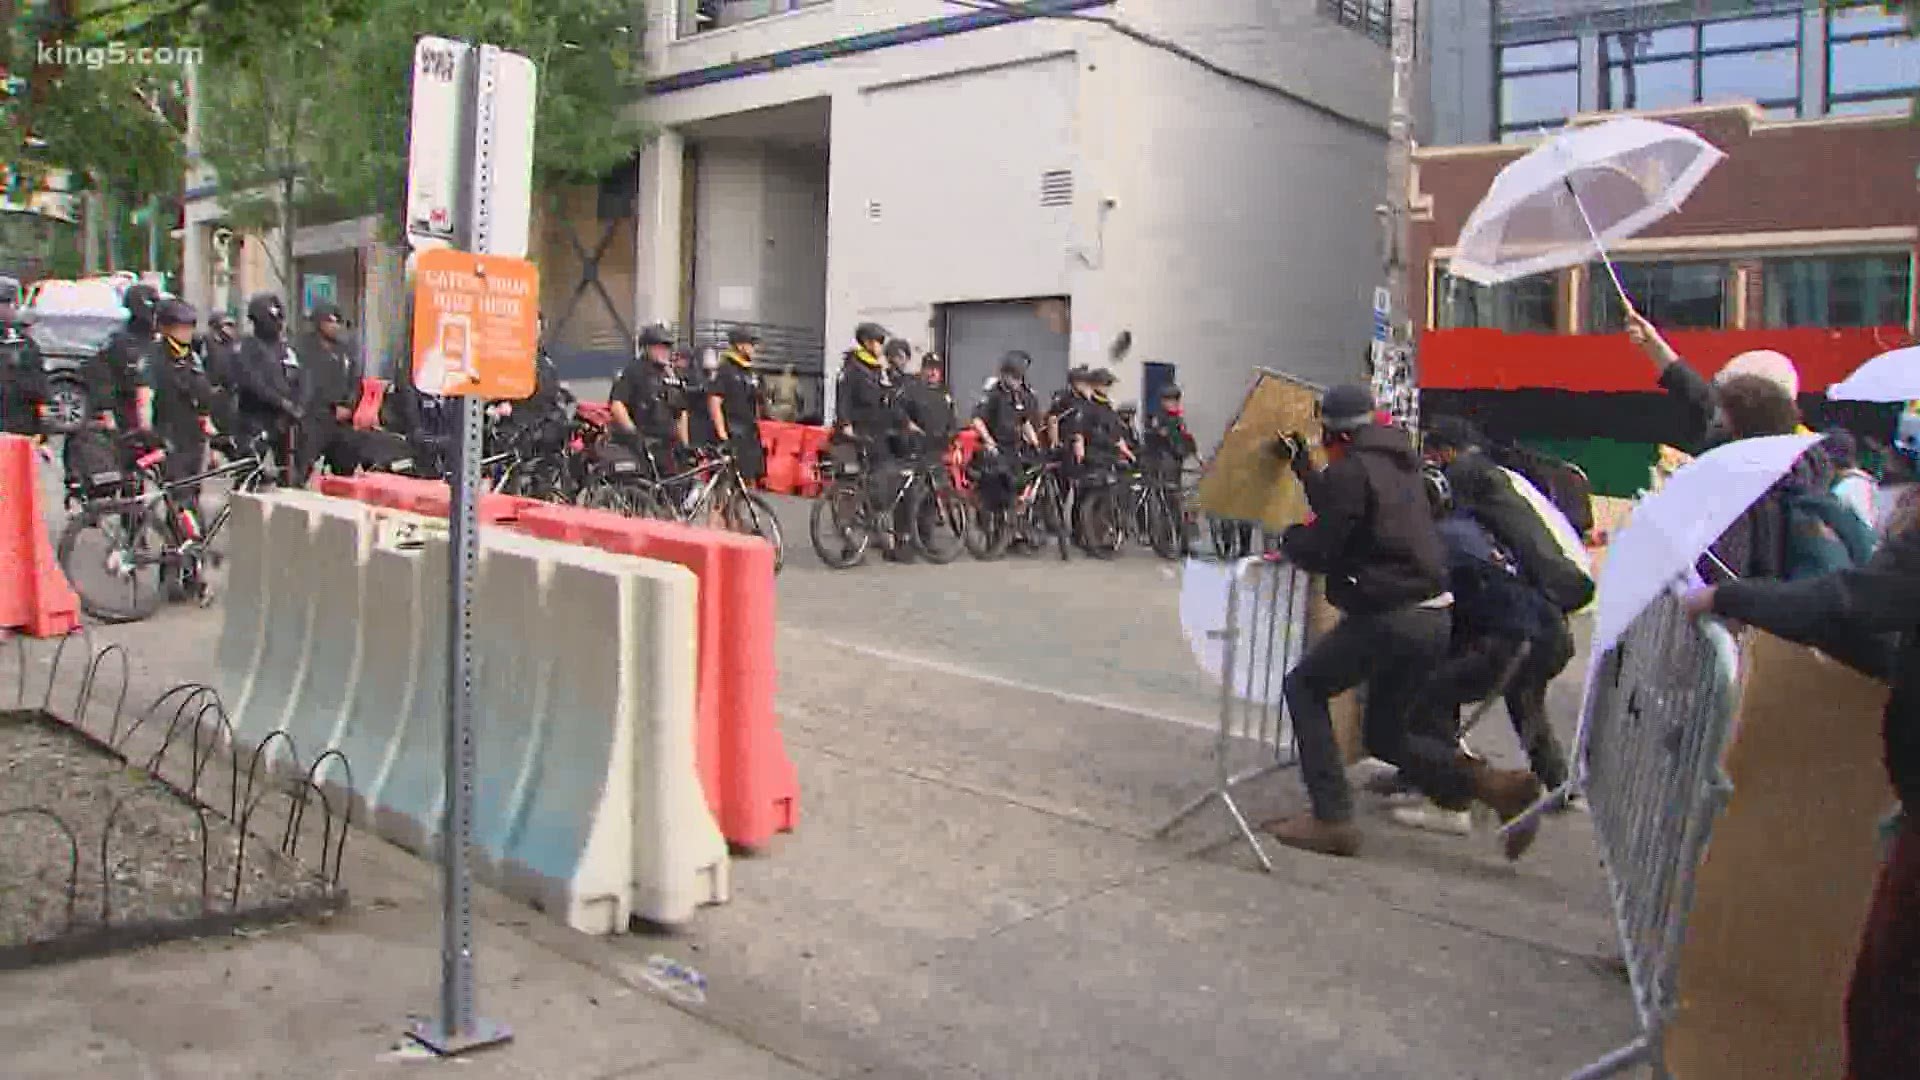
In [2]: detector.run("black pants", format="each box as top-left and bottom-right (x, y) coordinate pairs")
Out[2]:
(1422, 623), (1573, 791)
(1284, 604), (1460, 823)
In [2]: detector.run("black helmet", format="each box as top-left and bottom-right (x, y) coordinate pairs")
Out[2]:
(726, 326), (760, 347)
(1421, 465), (1453, 518)
(999, 350), (1031, 375)
(1068, 365), (1092, 384)
(1319, 383), (1374, 434)
(122, 283), (161, 326)
(637, 323), (673, 348)
(1158, 382), (1182, 400)
(1089, 367), (1116, 387)
(210, 310), (238, 329)
(245, 292), (285, 336)
(156, 298), (198, 328)
(854, 321), (888, 346)
(882, 338), (912, 362)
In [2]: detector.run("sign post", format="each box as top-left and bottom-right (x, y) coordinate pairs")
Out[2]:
(402, 35), (537, 1058)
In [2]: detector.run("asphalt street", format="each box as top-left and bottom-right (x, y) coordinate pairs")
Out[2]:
(18, 457), (1635, 1079)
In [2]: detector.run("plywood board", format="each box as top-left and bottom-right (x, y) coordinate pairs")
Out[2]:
(1665, 630), (1893, 1079)
(1194, 369), (1324, 533)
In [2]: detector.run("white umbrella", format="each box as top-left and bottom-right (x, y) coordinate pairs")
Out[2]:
(1826, 345), (1920, 404)
(1590, 433), (1822, 657)
(1450, 117), (1725, 294)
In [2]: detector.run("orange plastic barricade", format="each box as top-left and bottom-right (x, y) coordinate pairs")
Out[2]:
(0, 434), (81, 636)
(351, 378), (387, 431)
(951, 429), (981, 491)
(763, 422), (803, 496)
(514, 503), (796, 849)
(797, 426), (832, 497)
(338, 473), (537, 524)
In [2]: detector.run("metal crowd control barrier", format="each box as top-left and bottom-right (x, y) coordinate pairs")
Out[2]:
(1559, 592), (1741, 1080)
(1156, 556), (1314, 872)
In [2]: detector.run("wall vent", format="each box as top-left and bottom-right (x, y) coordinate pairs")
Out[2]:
(1040, 170), (1073, 207)
(866, 199), (883, 221)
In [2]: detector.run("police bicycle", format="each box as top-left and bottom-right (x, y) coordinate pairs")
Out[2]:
(809, 439), (967, 569)
(964, 451), (1072, 562)
(1118, 463), (1187, 560)
(56, 432), (279, 624)
(656, 445), (786, 573)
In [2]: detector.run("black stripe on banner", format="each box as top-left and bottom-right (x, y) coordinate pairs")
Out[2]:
(1421, 389), (1906, 447)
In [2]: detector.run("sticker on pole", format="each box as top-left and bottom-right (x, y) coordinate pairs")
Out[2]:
(411, 248), (538, 398)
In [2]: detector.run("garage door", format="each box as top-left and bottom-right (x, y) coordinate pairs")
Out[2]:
(941, 299), (1070, 420)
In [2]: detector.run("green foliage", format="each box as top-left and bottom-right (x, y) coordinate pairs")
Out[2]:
(194, 0), (645, 238)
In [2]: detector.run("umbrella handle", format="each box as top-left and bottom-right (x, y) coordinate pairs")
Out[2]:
(1561, 176), (1636, 317)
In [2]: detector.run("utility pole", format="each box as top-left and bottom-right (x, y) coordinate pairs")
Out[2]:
(1373, 0), (1420, 428)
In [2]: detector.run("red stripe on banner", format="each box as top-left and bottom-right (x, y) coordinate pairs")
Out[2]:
(1421, 327), (1913, 394)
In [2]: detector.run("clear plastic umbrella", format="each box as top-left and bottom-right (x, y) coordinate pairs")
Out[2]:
(1826, 345), (1920, 403)
(1449, 117), (1725, 308)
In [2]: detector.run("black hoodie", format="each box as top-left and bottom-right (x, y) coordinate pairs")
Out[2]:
(1282, 424), (1448, 616)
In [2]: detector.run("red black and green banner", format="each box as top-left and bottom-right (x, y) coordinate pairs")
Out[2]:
(1418, 327), (1914, 495)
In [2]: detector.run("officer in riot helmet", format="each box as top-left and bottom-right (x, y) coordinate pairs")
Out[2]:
(82, 281), (161, 431)
(0, 276), (48, 436)
(609, 323), (689, 473)
(230, 293), (306, 471)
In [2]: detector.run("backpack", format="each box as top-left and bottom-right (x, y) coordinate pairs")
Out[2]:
(1493, 466), (1597, 614)
(1782, 488), (1876, 580)
(1492, 442), (1595, 538)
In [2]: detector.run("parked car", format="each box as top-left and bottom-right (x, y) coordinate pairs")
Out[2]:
(21, 276), (162, 431)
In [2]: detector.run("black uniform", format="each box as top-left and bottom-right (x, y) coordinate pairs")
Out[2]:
(496, 351), (567, 455)
(232, 335), (305, 463)
(684, 366), (717, 448)
(293, 332), (363, 479)
(970, 380), (1038, 509)
(1068, 394), (1128, 469)
(0, 318), (46, 435)
(708, 353), (765, 480)
(1045, 388), (1078, 451)
(144, 336), (221, 490)
(83, 326), (152, 432)
(609, 358), (686, 473)
(1143, 410), (1197, 481)
(832, 348), (900, 457)
(1279, 423), (1461, 825)
(898, 378), (957, 464)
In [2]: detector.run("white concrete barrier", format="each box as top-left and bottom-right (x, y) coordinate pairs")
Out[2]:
(213, 492), (729, 931)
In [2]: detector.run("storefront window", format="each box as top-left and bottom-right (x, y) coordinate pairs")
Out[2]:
(1433, 264), (1560, 333)
(1763, 254), (1914, 328)
(1588, 261), (1730, 332)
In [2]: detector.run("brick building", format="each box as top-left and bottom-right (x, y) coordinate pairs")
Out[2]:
(1409, 102), (1918, 494)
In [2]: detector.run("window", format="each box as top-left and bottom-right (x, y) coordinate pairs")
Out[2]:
(1498, 37), (1579, 138)
(1599, 16), (1804, 117)
(1319, 0), (1392, 45)
(1763, 254), (1913, 328)
(1588, 261), (1731, 332)
(1433, 263), (1559, 333)
(1828, 6), (1920, 115)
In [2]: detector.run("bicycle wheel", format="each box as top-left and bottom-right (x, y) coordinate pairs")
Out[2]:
(911, 483), (969, 565)
(1144, 488), (1181, 560)
(1077, 486), (1122, 559)
(578, 478), (640, 516)
(725, 489), (786, 574)
(808, 482), (870, 569)
(964, 497), (1013, 561)
(57, 503), (169, 624)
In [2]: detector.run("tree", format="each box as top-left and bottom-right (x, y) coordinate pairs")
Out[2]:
(194, 0), (644, 270)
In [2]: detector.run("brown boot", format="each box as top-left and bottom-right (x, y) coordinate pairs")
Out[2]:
(1470, 763), (1544, 861)
(1262, 815), (1362, 858)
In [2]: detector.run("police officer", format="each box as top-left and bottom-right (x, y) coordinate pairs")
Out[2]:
(0, 276), (48, 436)
(969, 351), (1041, 516)
(901, 352), (957, 464)
(706, 326), (765, 484)
(1267, 384), (1543, 860)
(1067, 368), (1133, 470)
(1046, 365), (1090, 451)
(145, 299), (222, 494)
(1142, 383), (1196, 483)
(295, 302), (363, 477)
(83, 282), (160, 432)
(230, 293), (305, 473)
(201, 310), (242, 394)
(834, 322), (911, 550)
(609, 323), (688, 475)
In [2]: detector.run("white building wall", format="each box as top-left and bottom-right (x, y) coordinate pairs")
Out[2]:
(643, 1), (1390, 448)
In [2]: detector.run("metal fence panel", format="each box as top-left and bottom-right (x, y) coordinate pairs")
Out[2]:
(1568, 592), (1741, 1080)
(1160, 556), (1315, 871)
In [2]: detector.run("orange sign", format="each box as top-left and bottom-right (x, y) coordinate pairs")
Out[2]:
(410, 248), (539, 399)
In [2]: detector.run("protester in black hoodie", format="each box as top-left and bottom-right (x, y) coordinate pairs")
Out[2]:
(1266, 385), (1544, 860)
(1684, 523), (1918, 1080)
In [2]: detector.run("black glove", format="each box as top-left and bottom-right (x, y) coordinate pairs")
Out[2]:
(1276, 432), (1314, 482)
